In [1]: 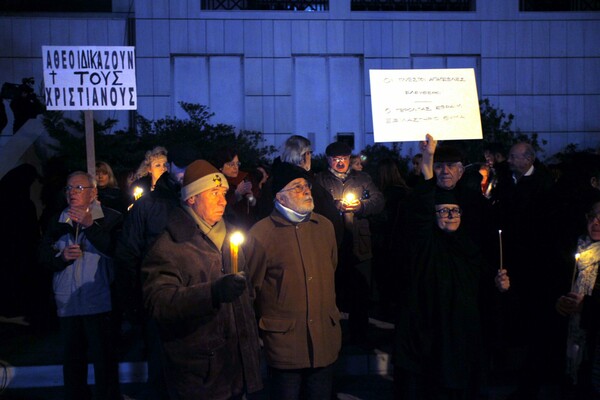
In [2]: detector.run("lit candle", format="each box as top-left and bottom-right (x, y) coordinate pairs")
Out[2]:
(498, 230), (503, 271)
(230, 231), (245, 274)
(571, 253), (581, 290)
(133, 186), (144, 201)
(343, 193), (358, 207)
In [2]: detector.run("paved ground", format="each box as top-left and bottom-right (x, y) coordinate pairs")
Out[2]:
(0, 313), (569, 400)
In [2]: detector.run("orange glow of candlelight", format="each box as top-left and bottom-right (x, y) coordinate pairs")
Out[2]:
(571, 253), (581, 290)
(344, 193), (356, 203)
(133, 186), (144, 201)
(230, 231), (245, 274)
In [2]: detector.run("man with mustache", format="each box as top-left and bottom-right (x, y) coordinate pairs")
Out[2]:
(247, 161), (341, 400)
(141, 160), (262, 400)
(316, 141), (384, 345)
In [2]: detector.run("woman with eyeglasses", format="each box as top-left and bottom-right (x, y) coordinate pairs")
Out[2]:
(212, 146), (258, 230)
(555, 200), (600, 399)
(394, 134), (510, 400)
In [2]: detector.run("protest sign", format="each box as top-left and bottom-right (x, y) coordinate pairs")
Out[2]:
(42, 46), (137, 110)
(369, 68), (482, 142)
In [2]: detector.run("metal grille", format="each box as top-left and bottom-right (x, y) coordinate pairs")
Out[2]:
(519, 0), (600, 11)
(351, 0), (474, 11)
(202, 0), (328, 10)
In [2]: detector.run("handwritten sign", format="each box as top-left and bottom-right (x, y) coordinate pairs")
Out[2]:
(369, 68), (482, 142)
(42, 46), (137, 110)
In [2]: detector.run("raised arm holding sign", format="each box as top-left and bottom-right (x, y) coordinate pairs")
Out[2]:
(369, 68), (482, 143)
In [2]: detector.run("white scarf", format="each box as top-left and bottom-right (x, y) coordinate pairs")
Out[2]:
(566, 236), (600, 383)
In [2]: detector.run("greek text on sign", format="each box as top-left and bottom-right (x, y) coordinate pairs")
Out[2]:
(42, 46), (137, 111)
(369, 68), (482, 142)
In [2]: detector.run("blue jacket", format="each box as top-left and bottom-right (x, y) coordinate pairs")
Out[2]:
(38, 201), (122, 317)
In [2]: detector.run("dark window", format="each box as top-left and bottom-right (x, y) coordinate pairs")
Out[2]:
(520, 0), (600, 11)
(351, 0), (474, 12)
(202, 0), (328, 10)
(0, 0), (112, 12)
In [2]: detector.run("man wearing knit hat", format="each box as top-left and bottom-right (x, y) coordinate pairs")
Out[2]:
(316, 141), (384, 345)
(433, 144), (465, 190)
(141, 160), (262, 400)
(247, 161), (341, 399)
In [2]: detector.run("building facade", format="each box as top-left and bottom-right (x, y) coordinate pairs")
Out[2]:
(1, 0), (599, 157)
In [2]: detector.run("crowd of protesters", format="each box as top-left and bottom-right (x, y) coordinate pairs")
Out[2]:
(1, 134), (600, 400)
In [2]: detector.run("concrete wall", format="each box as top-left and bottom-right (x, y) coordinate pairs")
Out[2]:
(132, 0), (600, 156)
(1, 0), (599, 159)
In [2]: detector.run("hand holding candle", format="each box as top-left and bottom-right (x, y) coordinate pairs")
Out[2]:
(230, 231), (245, 274)
(341, 192), (361, 212)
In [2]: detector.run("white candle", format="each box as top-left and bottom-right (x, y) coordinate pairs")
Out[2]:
(571, 253), (581, 290)
(498, 230), (503, 271)
(230, 231), (245, 274)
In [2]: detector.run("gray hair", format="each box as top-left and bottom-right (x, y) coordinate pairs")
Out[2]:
(280, 135), (312, 167)
(67, 171), (97, 188)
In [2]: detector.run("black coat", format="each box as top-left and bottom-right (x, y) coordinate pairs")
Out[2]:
(395, 178), (494, 390)
(114, 173), (180, 312)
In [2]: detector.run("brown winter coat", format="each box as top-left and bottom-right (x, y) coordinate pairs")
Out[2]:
(141, 207), (262, 400)
(247, 209), (341, 369)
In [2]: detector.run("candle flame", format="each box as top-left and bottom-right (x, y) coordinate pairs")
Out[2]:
(575, 253), (581, 261)
(133, 186), (144, 201)
(230, 231), (245, 246)
(498, 229), (502, 234)
(344, 193), (356, 203)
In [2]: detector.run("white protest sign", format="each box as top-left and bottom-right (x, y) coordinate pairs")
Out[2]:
(42, 46), (137, 110)
(369, 68), (482, 142)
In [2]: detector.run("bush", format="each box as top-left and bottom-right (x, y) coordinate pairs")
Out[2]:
(42, 102), (277, 181)
(443, 98), (547, 164)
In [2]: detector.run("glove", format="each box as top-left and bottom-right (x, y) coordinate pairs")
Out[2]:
(211, 273), (247, 305)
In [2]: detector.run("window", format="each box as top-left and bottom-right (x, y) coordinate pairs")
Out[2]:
(202, 0), (328, 10)
(351, 0), (474, 12)
(0, 0), (111, 12)
(519, 0), (600, 11)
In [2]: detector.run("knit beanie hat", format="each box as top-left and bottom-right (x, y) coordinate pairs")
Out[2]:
(434, 145), (464, 164)
(325, 141), (352, 157)
(434, 187), (459, 205)
(272, 161), (310, 194)
(181, 160), (229, 200)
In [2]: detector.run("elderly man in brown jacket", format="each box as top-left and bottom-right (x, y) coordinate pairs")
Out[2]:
(142, 160), (262, 400)
(247, 161), (341, 400)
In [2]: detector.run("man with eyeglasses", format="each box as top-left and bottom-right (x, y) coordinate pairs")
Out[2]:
(38, 171), (123, 400)
(247, 161), (341, 400)
(256, 135), (343, 244)
(394, 134), (510, 400)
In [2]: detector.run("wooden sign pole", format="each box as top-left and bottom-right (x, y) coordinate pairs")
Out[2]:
(84, 110), (96, 176)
